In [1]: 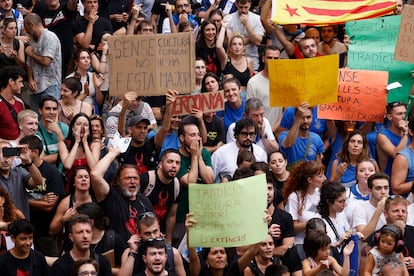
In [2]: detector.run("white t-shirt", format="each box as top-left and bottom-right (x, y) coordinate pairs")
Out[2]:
(351, 200), (386, 231)
(285, 189), (321, 244)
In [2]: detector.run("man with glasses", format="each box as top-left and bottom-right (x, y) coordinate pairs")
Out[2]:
(119, 216), (186, 276)
(377, 101), (410, 176)
(278, 103), (324, 167)
(212, 118), (267, 182)
(226, 98), (279, 154)
(247, 45), (284, 133)
(162, 0), (198, 34)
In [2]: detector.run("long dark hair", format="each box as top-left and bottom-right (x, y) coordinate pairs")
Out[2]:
(196, 19), (217, 49)
(67, 113), (93, 148)
(318, 181), (345, 219)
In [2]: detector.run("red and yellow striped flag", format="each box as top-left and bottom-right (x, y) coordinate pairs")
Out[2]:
(271, 0), (396, 25)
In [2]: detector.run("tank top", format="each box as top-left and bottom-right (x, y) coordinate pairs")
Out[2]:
(223, 57), (250, 86)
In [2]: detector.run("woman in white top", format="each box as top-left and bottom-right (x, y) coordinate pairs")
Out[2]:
(283, 161), (326, 244)
(66, 49), (104, 109)
(318, 181), (351, 248)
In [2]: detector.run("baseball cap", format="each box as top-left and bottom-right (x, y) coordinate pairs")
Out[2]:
(128, 114), (150, 127)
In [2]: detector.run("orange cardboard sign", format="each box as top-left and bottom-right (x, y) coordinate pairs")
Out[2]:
(318, 69), (388, 122)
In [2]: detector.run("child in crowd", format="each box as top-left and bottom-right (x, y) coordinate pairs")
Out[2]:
(364, 224), (409, 276)
(302, 231), (354, 276)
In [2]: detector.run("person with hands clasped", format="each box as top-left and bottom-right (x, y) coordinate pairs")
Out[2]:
(302, 231), (354, 276)
(58, 113), (100, 186)
(66, 49), (105, 110)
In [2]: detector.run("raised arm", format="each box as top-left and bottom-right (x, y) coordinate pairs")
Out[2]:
(216, 22), (228, 70)
(90, 147), (120, 202)
(154, 90), (178, 151)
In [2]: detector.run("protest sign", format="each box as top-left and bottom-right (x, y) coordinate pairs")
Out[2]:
(108, 33), (195, 97)
(188, 174), (267, 248)
(271, 0), (395, 25)
(395, 5), (414, 63)
(269, 55), (339, 107)
(346, 16), (414, 103)
(172, 91), (225, 116)
(318, 69), (388, 122)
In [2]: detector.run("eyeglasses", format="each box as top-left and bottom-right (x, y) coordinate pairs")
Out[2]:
(141, 28), (153, 32)
(138, 211), (156, 221)
(78, 271), (98, 276)
(266, 56), (279, 59)
(386, 101), (406, 112)
(239, 131), (256, 138)
(146, 237), (164, 242)
(176, 3), (189, 8)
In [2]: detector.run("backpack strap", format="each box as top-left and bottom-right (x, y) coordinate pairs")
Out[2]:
(173, 177), (180, 202)
(166, 244), (174, 271)
(143, 170), (156, 197)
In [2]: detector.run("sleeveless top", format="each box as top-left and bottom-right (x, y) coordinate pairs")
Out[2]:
(0, 38), (20, 67)
(223, 57), (250, 86)
(58, 101), (84, 126)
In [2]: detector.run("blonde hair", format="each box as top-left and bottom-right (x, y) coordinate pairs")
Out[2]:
(17, 109), (38, 125)
(227, 33), (246, 57)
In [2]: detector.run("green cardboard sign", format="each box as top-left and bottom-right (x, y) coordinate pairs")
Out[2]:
(188, 174), (268, 247)
(346, 16), (414, 103)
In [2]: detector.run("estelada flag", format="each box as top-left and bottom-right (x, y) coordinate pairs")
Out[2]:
(271, 0), (396, 25)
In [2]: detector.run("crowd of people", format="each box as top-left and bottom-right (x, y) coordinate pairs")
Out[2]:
(0, 0), (413, 274)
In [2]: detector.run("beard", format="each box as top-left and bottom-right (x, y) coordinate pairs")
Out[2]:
(120, 186), (138, 199)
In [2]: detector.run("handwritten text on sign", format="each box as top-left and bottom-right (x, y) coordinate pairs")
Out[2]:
(188, 174), (267, 247)
(108, 33), (195, 96)
(172, 91), (224, 116)
(318, 69), (388, 122)
(269, 54), (339, 107)
(346, 16), (413, 103)
(395, 5), (414, 63)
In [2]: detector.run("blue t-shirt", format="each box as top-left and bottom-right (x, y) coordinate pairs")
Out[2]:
(279, 130), (325, 164)
(280, 107), (327, 138)
(217, 100), (245, 130)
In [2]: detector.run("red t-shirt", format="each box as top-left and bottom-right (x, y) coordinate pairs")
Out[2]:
(0, 96), (25, 140)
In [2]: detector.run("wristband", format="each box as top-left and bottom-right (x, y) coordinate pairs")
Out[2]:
(128, 251), (138, 258)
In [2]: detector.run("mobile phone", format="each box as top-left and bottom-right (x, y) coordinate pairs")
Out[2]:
(2, 147), (21, 157)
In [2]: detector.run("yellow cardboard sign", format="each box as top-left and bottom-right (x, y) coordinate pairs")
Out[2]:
(188, 174), (267, 247)
(269, 55), (339, 107)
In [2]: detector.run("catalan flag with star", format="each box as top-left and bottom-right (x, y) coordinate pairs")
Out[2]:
(271, 0), (396, 25)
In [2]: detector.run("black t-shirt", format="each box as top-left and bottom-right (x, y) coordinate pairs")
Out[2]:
(199, 260), (242, 276)
(120, 138), (158, 174)
(51, 251), (112, 276)
(204, 115), (226, 147)
(33, 1), (76, 55)
(99, 188), (153, 243)
(0, 250), (49, 276)
(196, 46), (221, 76)
(270, 208), (295, 247)
(29, 161), (66, 236)
(93, 229), (127, 267)
(140, 171), (180, 232)
(72, 16), (113, 47)
(108, 0), (129, 31)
